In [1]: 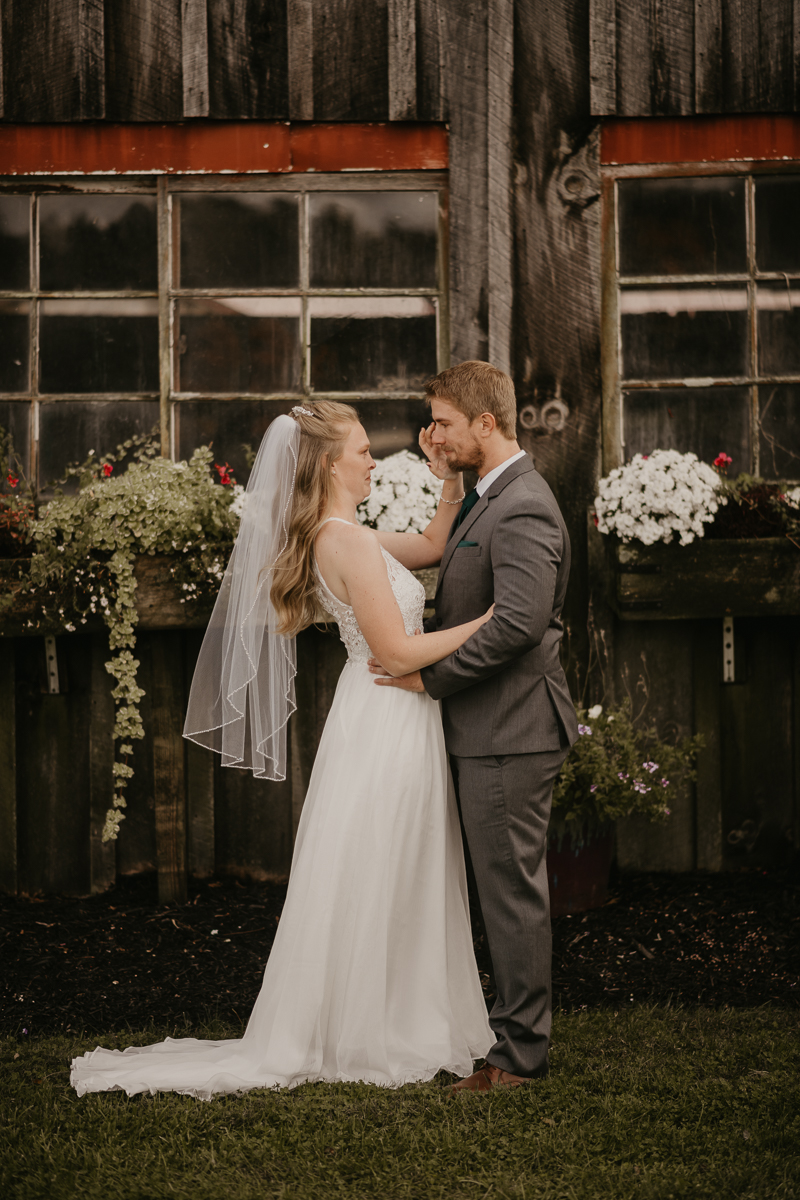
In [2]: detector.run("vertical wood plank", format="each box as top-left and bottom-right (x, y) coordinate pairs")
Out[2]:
(513, 0), (601, 679)
(415, 0), (445, 120)
(1, 0), (105, 121)
(0, 640), (17, 894)
(184, 630), (214, 877)
(105, 0), (183, 121)
(794, 0), (800, 111)
(755, 0), (794, 111)
(722, 0), (761, 111)
(157, 177), (171, 459)
(589, 0), (617, 115)
(693, 620), (723, 871)
(388, 0), (417, 120)
(695, 0), (724, 113)
(150, 632), (187, 904)
(793, 620), (800, 861)
(182, 0), (209, 117)
(287, 0), (314, 119)
(487, 0), (514, 376)
(0, 0), (6, 119)
(616, 0), (694, 116)
(89, 634), (116, 894)
(312, 0), (389, 120)
(207, 0), (288, 119)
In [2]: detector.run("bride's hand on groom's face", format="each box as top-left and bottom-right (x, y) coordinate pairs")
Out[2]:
(419, 423), (458, 481)
(368, 658), (425, 693)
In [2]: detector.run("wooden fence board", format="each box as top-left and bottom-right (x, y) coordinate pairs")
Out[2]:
(150, 631), (187, 903)
(388, 0), (417, 119)
(89, 633), (116, 894)
(415, 0), (445, 120)
(1, 0), (105, 121)
(0, 640), (16, 893)
(692, 620), (723, 870)
(287, 0), (314, 119)
(182, 0), (209, 117)
(694, 0), (724, 113)
(207, 0), (288, 119)
(616, 0), (694, 116)
(615, 620), (695, 871)
(312, 0), (389, 120)
(513, 0), (601, 696)
(105, 0), (182, 121)
(589, 0), (617, 115)
(214, 763), (293, 881)
(184, 630), (215, 878)
(487, 0), (514, 375)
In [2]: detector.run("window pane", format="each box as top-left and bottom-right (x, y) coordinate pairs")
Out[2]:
(354, 400), (431, 458)
(309, 192), (437, 288)
(37, 400), (159, 490)
(757, 282), (800, 374)
(39, 195), (157, 291)
(618, 177), (746, 276)
(0, 196), (29, 289)
(755, 176), (800, 273)
(0, 401), (30, 490)
(758, 385), (800, 479)
(0, 301), (29, 392)
(310, 297), (437, 392)
(623, 387), (752, 474)
(39, 300), (159, 393)
(620, 285), (748, 380)
(176, 298), (302, 394)
(178, 194), (300, 289)
(175, 400), (294, 484)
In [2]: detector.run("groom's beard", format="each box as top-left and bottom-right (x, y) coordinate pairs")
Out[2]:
(445, 442), (485, 475)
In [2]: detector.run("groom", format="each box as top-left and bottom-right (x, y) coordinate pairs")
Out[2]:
(371, 360), (578, 1090)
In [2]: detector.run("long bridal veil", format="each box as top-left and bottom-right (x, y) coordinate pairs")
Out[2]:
(183, 414), (300, 781)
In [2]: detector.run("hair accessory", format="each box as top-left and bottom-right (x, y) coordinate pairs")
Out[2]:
(291, 406), (314, 418)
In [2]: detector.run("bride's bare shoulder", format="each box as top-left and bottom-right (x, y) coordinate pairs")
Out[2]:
(315, 520), (381, 560)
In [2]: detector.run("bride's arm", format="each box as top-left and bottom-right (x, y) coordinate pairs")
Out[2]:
(374, 425), (463, 569)
(335, 524), (491, 678)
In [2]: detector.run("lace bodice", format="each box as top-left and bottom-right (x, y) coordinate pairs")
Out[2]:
(314, 521), (426, 664)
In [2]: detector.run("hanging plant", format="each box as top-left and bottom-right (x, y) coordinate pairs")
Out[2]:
(0, 432), (242, 842)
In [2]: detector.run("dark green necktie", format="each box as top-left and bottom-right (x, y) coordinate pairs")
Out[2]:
(455, 487), (480, 529)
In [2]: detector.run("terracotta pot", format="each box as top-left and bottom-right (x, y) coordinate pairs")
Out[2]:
(547, 825), (614, 917)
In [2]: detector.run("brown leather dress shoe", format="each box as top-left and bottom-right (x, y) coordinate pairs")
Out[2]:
(450, 1062), (532, 1093)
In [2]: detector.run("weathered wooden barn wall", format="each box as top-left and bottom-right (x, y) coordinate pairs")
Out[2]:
(590, 0), (800, 115)
(0, 0), (798, 893)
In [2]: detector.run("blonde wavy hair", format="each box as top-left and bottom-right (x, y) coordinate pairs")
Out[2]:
(270, 400), (360, 636)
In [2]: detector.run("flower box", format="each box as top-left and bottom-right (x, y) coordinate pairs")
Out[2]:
(604, 535), (800, 620)
(0, 557), (440, 637)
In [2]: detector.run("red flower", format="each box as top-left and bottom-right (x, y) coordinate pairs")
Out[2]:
(7, 474), (18, 488)
(214, 462), (233, 486)
(592, 512), (599, 527)
(713, 452), (732, 472)
(102, 463), (113, 477)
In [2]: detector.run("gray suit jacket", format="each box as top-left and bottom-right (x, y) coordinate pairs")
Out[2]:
(420, 454), (579, 756)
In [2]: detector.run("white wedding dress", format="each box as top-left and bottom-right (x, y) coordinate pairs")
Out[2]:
(71, 524), (492, 1098)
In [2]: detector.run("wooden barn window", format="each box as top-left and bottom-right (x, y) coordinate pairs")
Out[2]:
(601, 146), (800, 484)
(0, 166), (448, 491)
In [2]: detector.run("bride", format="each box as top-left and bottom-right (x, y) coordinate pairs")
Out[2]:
(71, 400), (494, 1098)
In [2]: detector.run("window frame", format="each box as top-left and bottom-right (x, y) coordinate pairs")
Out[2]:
(601, 157), (800, 482)
(0, 170), (449, 482)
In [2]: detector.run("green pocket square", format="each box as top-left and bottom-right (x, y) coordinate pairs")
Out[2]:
(457, 540), (479, 548)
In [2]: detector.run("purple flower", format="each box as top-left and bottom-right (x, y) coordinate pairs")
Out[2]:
(643, 761), (658, 773)
(578, 724), (593, 736)
(617, 771), (629, 781)
(664, 807), (672, 816)
(590, 784), (598, 793)
(632, 780), (651, 794)
(660, 778), (669, 788)
(22, 1028), (27, 1034)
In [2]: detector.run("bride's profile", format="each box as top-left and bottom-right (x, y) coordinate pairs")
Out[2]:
(71, 400), (493, 1098)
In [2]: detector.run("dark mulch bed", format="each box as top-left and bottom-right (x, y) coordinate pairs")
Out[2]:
(2, 867), (798, 1040)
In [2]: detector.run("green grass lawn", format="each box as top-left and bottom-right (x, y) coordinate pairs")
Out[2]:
(3, 1006), (798, 1200)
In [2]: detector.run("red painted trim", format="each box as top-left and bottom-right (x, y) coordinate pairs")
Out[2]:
(0, 121), (448, 176)
(602, 116), (800, 166)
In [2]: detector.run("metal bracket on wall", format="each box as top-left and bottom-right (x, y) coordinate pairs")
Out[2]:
(722, 617), (734, 683)
(44, 636), (59, 694)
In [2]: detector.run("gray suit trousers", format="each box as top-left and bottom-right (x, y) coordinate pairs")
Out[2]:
(450, 746), (569, 1079)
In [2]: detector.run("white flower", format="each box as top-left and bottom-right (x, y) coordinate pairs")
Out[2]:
(594, 450), (723, 546)
(356, 450), (442, 533)
(588, 704), (603, 720)
(230, 485), (248, 519)
(784, 486), (800, 509)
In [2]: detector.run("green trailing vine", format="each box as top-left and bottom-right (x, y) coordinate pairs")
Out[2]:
(0, 431), (242, 842)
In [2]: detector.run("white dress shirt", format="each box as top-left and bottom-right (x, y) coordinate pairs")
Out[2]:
(475, 449), (527, 497)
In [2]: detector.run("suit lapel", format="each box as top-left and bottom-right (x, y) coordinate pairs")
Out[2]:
(437, 455), (535, 592)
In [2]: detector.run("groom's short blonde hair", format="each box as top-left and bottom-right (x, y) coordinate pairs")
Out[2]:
(424, 361), (517, 439)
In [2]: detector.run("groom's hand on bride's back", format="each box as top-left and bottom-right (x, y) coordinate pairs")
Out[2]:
(368, 658), (425, 692)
